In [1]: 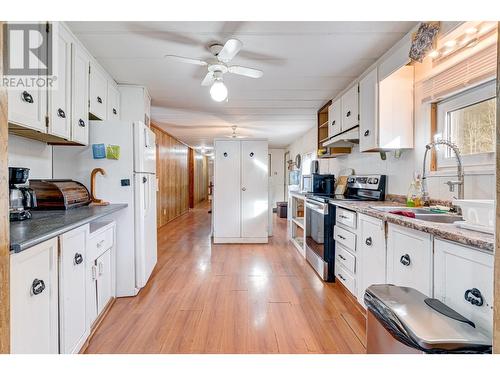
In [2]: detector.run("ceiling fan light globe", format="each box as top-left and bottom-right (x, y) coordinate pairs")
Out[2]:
(210, 80), (228, 102)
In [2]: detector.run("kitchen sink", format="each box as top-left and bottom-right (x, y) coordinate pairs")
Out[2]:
(371, 206), (438, 214)
(414, 214), (463, 224)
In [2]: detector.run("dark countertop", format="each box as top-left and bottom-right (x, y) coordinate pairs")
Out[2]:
(10, 204), (128, 253)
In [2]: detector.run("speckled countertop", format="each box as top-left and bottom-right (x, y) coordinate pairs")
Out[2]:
(329, 200), (494, 252)
(10, 204), (128, 253)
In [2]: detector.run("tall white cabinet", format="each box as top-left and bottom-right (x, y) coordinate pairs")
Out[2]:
(213, 139), (269, 243)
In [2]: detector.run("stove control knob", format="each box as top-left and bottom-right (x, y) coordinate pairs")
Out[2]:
(367, 178), (373, 184)
(373, 178), (379, 184)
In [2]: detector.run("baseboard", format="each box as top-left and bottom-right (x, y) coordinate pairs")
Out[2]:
(213, 237), (268, 244)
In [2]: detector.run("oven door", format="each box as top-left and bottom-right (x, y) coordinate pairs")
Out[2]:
(305, 199), (329, 280)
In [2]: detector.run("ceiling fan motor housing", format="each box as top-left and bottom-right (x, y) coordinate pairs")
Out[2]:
(209, 44), (224, 56)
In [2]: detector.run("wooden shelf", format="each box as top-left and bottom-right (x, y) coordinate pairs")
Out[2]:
(319, 121), (328, 129)
(291, 217), (304, 229)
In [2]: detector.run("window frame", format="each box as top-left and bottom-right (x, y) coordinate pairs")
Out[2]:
(435, 80), (496, 171)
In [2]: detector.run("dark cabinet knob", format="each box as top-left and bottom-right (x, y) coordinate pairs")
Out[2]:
(400, 254), (411, 266)
(78, 119), (86, 127)
(223, 152), (228, 157)
(97, 96), (102, 104)
(143, 177), (147, 183)
(364, 130), (370, 137)
(31, 279), (45, 296)
(113, 108), (117, 115)
(249, 152), (254, 157)
(346, 110), (351, 117)
(74, 253), (83, 265)
(22, 91), (34, 103)
(464, 288), (484, 306)
(57, 108), (66, 118)
(332, 120), (336, 126)
(365, 237), (372, 246)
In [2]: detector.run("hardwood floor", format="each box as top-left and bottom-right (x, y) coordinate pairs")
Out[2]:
(85, 202), (367, 354)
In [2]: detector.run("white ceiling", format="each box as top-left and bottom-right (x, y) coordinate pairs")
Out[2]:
(68, 21), (416, 148)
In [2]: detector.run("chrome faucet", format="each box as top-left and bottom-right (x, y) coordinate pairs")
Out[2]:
(422, 139), (464, 205)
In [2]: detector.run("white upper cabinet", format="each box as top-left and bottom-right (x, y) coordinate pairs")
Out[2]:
(327, 99), (341, 137)
(378, 34), (412, 81)
(359, 67), (378, 152)
(71, 42), (90, 145)
(89, 62), (108, 120)
(119, 85), (151, 124)
(107, 82), (120, 120)
(341, 84), (359, 132)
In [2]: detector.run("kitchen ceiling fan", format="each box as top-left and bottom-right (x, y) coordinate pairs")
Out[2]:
(225, 126), (247, 139)
(164, 38), (264, 102)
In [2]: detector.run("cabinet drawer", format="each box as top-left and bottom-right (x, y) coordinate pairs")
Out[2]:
(335, 263), (356, 295)
(334, 225), (356, 252)
(336, 207), (356, 229)
(336, 244), (356, 274)
(89, 226), (114, 259)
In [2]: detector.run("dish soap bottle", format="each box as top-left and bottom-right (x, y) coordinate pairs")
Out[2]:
(407, 173), (423, 207)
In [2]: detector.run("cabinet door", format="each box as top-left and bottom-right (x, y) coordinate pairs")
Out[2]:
(214, 140), (241, 239)
(48, 24), (72, 139)
(96, 249), (112, 316)
(359, 67), (378, 152)
(107, 83), (120, 120)
(89, 62), (107, 120)
(59, 225), (89, 354)
(341, 84), (359, 131)
(10, 238), (58, 354)
(387, 224), (432, 296)
(71, 43), (90, 145)
(434, 239), (493, 334)
(328, 99), (341, 137)
(357, 214), (386, 305)
(241, 140), (269, 239)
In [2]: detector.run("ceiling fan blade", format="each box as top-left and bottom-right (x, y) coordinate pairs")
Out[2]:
(228, 65), (264, 79)
(164, 55), (208, 66)
(201, 71), (215, 86)
(217, 38), (243, 62)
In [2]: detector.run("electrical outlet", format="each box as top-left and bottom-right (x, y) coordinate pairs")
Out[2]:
(163, 209), (167, 216)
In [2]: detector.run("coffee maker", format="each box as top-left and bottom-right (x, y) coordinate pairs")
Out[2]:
(9, 167), (37, 221)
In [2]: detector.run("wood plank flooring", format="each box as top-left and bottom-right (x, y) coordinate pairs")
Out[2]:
(85, 202), (367, 354)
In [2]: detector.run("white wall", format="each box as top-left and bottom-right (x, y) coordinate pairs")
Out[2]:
(269, 148), (285, 208)
(8, 135), (53, 180)
(286, 127), (317, 162)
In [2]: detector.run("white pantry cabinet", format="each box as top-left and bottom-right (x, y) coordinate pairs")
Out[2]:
(341, 84), (359, 132)
(10, 238), (59, 354)
(213, 139), (269, 243)
(327, 99), (341, 137)
(357, 214), (386, 305)
(71, 41), (90, 145)
(89, 61), (108, 120)
(59, 225), (90, 354)
(434, 239), (494, 335)
(386, 224), (433, 296)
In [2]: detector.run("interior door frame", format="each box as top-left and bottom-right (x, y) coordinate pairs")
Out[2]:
(0, 21), (11, 354)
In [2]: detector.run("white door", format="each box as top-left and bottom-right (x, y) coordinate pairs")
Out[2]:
(241, 140), (268, 239)
(107, 83), (120, 120)
(10, 238), (59, 354)
(59, 225), (89, 354)
(134, 173), (158, 288)
(71, 42), (90, 145)
(341, 84), (359, 131)
(214, 140), (241, 239)
(359, 67), (378, 152)
(357, 215), (386, 305)
(328, 99), (341, 137)
(134, 122), (156, 174)
(386, 224), (432, 296)
(89, 62), (107, 120)
(96, 249), (112, 315)
(48, 24), (72, 139)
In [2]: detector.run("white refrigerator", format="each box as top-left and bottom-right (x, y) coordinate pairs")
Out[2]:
(53, 121), (157, 297)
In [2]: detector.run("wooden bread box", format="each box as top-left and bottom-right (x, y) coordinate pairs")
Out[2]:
(29, 179), (91, 210)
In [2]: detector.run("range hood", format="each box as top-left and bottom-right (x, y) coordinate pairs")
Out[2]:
(322, 126), (360, 148)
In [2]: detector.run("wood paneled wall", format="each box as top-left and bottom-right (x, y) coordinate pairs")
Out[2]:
(0, 21), (10, 353)
(151, 125), (190, 228)
(193, 153), (209, 204)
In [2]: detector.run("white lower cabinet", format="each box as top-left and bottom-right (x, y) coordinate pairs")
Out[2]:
(387, 224), (432, 296)
(96, 249), (113, 315)
(59, 225), (90, 354)
(357, 214), (386, 305)
(10, 238), (59, 354)
(434, 239), (494, 335)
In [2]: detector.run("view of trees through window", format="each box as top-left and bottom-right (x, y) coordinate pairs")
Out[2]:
(447, 97), (496, 156)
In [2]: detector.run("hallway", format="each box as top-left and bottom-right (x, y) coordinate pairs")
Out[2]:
(84, 202), (367, 354)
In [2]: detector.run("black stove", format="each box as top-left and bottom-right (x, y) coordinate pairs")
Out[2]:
(308, 174), (386, 203)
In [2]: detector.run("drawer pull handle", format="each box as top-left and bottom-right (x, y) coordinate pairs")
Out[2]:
(97, 96), (103, 104)
(338, 274), (346, 281)
(113, 108), (117, 115)
(338, 235), (346, 240)
(365, 237), (372, 246)
(57, 108), (66, 118)
(338, 254), (346, 261)
(31, 279), (45, 296)
(97, 239), (105, 248)
(339, 215), (349, 220)
(400, 254), (411, 266)
(74, 252), (84, 265)
(98, 261), (104, 276)
(22, 91), (34, 103)
(464, 288), (484, 306)
(91, 265), (97, 281)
